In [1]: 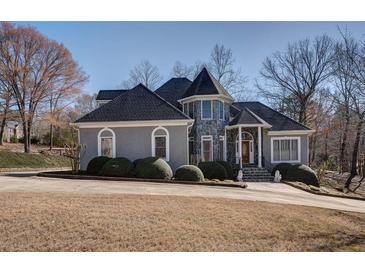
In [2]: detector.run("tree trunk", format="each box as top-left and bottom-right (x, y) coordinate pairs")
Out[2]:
(324, 131), (329, 161)
(49, 124), (53, 150)
(0, 114), (7, 146)
(340, 110), (350, 173)
(345, 119), (364, 189)
(22, 120), (30, 153)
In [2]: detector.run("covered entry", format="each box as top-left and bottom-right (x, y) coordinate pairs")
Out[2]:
(236, 131), (254, 164)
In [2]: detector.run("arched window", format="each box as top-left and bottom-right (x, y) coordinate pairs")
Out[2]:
(235, 131), (254, 164)
(98, 128), (116, 158)
(151, 126), (169, 161)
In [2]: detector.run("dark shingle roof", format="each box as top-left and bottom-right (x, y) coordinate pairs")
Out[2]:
(155, 78), (192, 108)
(75, 84), (191, 123)
(181, 67), (233, 99)
(229, 107), (262, 126)
(233, 102), (310, 131)
(96, 89), (129, 100)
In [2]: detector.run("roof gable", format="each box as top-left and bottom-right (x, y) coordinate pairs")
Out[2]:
(233, 101), (310, 131)
(181, 67), (233, 100)
(75, 84), (191, 123)
(155, 77), (192, 108)
(229, 107), (263, 126)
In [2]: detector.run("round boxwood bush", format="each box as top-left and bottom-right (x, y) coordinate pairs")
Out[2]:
(271, 163), (293, 178)
(198, 161), (227, 180)
(99, 157), (133, 177)
(174, 165), (204, 181)
(135, 157), (173, 180)
(216, 161), (234, 179)
(86, 156), (110, 175)
(286, 164), (319, 187)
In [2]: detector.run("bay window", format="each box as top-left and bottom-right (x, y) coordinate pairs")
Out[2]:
(218, 101), (224, 120)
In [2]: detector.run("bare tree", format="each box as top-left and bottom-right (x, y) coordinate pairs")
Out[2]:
(171, 61), (194, 79)
(0, 85), (13, 145)
(0, 22), (88, 153)
(332, 33), (358, 172)
(258, 35), (334, 125)
(123, 60), (162, 90)
(339, 35), (365, 189)
(46, 85), (81, 150)
(209, 44), (247, 100)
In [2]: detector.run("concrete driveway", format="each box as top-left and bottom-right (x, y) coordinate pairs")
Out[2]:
(0, 172), (364, 213)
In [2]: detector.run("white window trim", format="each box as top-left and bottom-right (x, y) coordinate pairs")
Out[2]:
(151, 126), (170, 161)
(270, 136), (301, 164)
(97, 128), (116, 158)
(201, 100), (213, 120)
(201, 135), (213, 162)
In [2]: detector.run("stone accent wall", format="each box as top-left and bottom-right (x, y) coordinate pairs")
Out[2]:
(188, 100), (230, 163)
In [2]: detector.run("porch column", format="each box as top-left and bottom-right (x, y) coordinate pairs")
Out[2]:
(224, 127), (227, 161)
(258, 126), (262, 168)
(238, 126), (242, 169)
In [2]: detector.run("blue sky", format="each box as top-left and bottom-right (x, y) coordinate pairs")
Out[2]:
(18, 22), (365, 95)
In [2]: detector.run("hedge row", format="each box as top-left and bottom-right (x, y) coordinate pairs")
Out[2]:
(271, 163), (319, 187)
(86, 156), (234, 181)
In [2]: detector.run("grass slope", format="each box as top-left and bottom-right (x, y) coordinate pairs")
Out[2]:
(0, 192), (364, 251)
(0, 150), (70, 169)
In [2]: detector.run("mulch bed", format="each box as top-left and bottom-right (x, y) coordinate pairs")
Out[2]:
(283, 180), (365, 201)
(37, 170), (248, 189)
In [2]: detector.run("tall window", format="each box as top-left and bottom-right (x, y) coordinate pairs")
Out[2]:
(201, 135), (213, 162)
(219, 136), (224, 160)
(152, 127), (169, 161)
(98, 128), (115, 158)
(271, 137), (300, 163)
(201, 100), (212, 120)
(183, 103), (188, 115)
(218, 101), (224, 120)
(188, 102), (194, 118)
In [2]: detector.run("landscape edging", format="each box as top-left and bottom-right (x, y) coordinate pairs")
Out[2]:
(283, 181), (365, 201)
(37, 171), (247, 189)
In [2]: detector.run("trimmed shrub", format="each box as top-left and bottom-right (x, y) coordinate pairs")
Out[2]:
(86, 156), (110, 175)
(99, 157), (133, 177)
(198, 161), (227, 180)
(135, 157), (173, 180)
(271, 163), (293, 178)
(286, 164), (319, 187)
(174, 165), (204, 181)
(216, 161), (234, 179)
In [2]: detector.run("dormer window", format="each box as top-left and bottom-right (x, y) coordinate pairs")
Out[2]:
(201, 100), (212, 120)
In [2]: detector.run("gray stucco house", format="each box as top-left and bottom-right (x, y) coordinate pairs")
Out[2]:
(72, 67), (313, 175)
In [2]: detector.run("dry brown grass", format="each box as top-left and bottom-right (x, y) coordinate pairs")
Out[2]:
(0, 192), (364, 251)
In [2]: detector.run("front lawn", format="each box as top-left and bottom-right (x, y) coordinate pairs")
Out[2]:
(0, 192), (364, 251)
(0, 150), (70, 169)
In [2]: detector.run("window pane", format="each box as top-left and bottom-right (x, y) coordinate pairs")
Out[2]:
(219, 101), (224, 120)
(188, 102), (194, 118)
(281, 140), (290, 161)
(202, 101), (212, 119)
(155, 136), (166, 158)
(101, 137), (113, 157)
(202, 139), (212, 161)
(273, 140), (280, 161)
(291, 139), (298, 160)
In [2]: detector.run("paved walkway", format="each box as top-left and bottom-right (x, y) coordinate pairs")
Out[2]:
(0, 172), (364, 213)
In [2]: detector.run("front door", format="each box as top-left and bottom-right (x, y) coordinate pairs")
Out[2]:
(242, 141), (250, 164)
